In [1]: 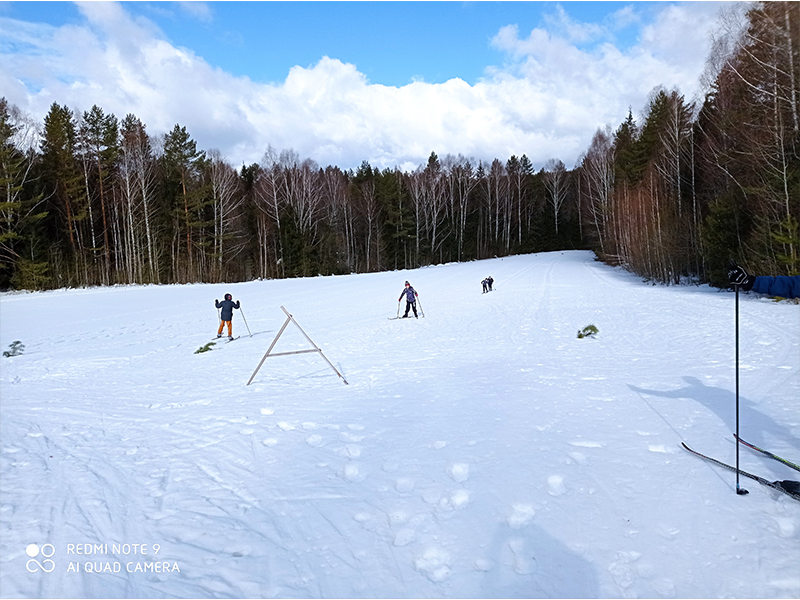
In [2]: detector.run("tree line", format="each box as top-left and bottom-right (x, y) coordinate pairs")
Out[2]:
(1, 2), (797, 291)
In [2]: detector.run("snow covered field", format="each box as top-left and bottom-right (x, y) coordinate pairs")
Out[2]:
(1, 250), (798, 599)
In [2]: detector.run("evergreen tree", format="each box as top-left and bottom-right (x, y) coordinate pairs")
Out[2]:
(613, 109), (640, 186)
(40, 102), (83, 284)
(636, 89), (671, 172)
(518, 154), (535, 246)
(79, 105), (119, 281)
(162, 124), (203, 281)
(0, 98), (49, 289)
(377, 167), (413, 270)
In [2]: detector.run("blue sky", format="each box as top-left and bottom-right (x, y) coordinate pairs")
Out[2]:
(5, 2), (647, 85)
(0, 1), (736, 171)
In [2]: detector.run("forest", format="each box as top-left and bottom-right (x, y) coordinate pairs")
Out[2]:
(1, 2), (797, 292)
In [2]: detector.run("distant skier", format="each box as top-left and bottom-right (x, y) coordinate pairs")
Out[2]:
(487, 276), (494, 291)
(481, 278), (488, 293)
(398, 281), (419, 318)
(728, 264), (800, 298)
(215, 293), (240, 339)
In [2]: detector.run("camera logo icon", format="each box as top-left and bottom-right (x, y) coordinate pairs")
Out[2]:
(26, 544), (55, 573)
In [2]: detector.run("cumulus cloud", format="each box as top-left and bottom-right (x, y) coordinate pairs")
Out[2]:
(0, 1), (730, 171)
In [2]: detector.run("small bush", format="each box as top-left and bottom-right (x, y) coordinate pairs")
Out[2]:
(3, 341), (25, 357)
(577, 325), (599, 339)
(194, 342), (216, 354)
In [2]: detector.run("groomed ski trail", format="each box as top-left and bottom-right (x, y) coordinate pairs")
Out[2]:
(2, 251), (799, 599)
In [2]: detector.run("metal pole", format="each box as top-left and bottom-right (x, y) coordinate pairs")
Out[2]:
(247, 307), (348, 386)
(417, 297), (425, 318)
(247, 315), (292, 386)
(280, 307), (348, 384)
(735, 284), (748, 496)
(239, 305), (252, 337)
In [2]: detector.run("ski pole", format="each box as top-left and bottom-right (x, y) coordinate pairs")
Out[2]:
(240, 304), (252, 337)
(396, 300), (401, 319)
(734, 282), (748, 496)
(417, 296), (425, 318)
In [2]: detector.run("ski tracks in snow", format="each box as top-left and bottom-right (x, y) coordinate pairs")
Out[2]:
(174, 395), (585, 597)
(3, 251), (799, 598)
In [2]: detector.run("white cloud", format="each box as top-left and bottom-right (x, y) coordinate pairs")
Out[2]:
(177, 1), (213, 24)
(638, 2), (731, 86)
(0, 1), (731, 171)
(609, 5), (641, 31)
(542, 4), (606, 44)
(487, 2), (735, 144)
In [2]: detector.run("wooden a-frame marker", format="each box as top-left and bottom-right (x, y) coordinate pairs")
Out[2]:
(247, 306), (348, 386)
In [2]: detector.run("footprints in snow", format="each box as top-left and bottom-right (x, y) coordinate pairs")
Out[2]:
(258, 411), (601, 509)
(253, 408), (614, 585)
(507, 503), (536, 529)
(547, 475), (567, 496)
(446, 462), (469, 482)
(395, 477), (414, 493)
(414, 546), (452, 582)
(257, 411), (369, 482)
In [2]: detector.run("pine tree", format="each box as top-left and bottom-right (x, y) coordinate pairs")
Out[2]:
(162, 124), (203, 281)
(41, 102), (84, 284)
(377, 167), (413, 270)
(79, 105), (119, 281)
(0, 99), (49, 289)
(613, 109), (640, 186)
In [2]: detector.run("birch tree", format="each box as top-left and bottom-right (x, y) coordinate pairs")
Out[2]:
(543, 158), (567, 235)
(208, 149), (244, 280)
(119, 115), (159, 283)
(582, 127), (615, 256)
(79, 105), (118, 282)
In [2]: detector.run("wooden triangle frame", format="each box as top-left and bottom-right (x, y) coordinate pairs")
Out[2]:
(246, 306), (348, 386)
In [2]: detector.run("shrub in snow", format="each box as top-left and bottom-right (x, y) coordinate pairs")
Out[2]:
(194, 342), (216, 354)
(3, 341), (25, 357)
(577, 325), (598, 339)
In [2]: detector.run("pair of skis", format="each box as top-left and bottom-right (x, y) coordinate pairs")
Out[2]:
(683, 437), (800, 502)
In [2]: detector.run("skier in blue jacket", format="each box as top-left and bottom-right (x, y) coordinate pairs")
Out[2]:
(398, 281), (419, 318)
(215, 293), (240, 339)
(728, 264), (800, 299)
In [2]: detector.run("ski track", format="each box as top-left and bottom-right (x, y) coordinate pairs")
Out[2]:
(1, 251), (799, 598)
